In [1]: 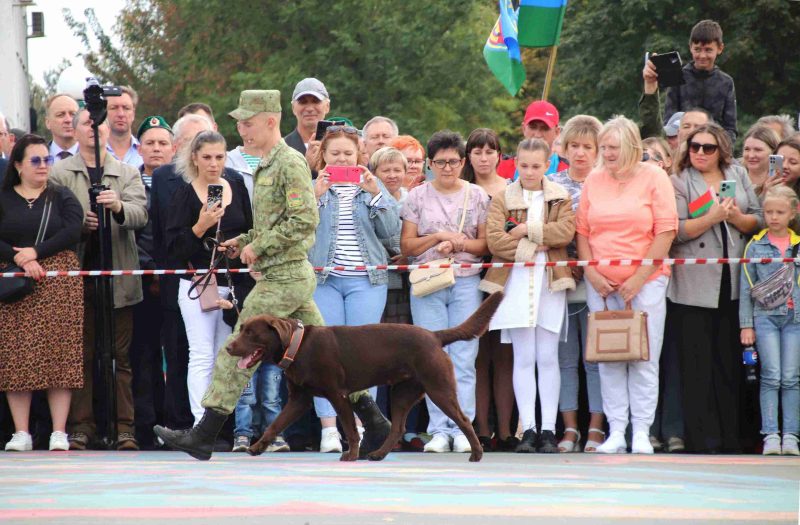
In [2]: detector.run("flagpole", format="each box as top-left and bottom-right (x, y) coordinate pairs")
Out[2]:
(541, 45), (559, 101)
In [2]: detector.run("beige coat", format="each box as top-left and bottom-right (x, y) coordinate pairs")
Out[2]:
(480, 178), (576, 294)
(50, 154), (148, 308)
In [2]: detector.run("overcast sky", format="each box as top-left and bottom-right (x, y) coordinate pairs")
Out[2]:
(27, 0), (124, 85)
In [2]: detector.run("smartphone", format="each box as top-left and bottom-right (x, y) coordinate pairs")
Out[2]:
(649, 51), (685, 89)
(327, 165), (362, 184)
(207, 184), (223, 209)
(719, 180), (737, 199)
(769, 155), (784, 178)
(314, 120), (335, 141)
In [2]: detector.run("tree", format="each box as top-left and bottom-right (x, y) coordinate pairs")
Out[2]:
(553, 0), (800, 139)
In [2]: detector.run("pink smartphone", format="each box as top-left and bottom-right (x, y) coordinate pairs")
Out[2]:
(327, 166), (362, 184)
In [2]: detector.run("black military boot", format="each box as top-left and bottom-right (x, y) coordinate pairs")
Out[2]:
(153, 409), (227, 461)
(351, 394), (391, 458)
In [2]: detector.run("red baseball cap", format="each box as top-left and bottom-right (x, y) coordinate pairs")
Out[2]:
(523, 100), (560, 129)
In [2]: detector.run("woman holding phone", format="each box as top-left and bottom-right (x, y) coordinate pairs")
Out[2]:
(309, 125), (400, 453)
(166, 131), (253, 425)
(668, 122), (762, 453)
(741, 125), (781, 198)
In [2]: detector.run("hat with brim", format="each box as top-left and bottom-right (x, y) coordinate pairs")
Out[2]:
(228, 90), (282, 120)
(292, 78), (329, 102)
(663, 112), (684, 137)
(136, 115), (173, 140)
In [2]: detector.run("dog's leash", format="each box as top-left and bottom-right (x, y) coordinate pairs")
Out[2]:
(186, 227), (242, 316)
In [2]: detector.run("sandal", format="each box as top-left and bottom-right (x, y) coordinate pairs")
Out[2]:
(557, 427), (581, 453)
(584, 428), (605, 453)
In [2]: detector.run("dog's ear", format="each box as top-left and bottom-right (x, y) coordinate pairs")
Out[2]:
(266, 317), (298, 349)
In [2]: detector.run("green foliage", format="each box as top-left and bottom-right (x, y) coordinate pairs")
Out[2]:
(554, 0), (800, 137)
(48, 0), (800, 153)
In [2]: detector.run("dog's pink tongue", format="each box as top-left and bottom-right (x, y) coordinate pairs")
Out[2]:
(236, 357), (249, 370)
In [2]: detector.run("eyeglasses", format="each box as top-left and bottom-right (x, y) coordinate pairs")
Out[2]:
(326, 125), (359, 135)
(430, 159), (463, 169)
(688, 142), (719, 154)
(406, 159), (424, 166)
(28, 155), (55, 167)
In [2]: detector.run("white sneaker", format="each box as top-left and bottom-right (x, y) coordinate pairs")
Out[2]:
(596, 431), (627, 454)
(320, 429), (342, 453)
(763, 433), (781, 455)
(631, 431), (654, 454)
(265, 436), (291, 453)
(452, 434), (471, 453)
(49, 431), (69, 451)
(5, 431), (33, 451)
(782, 434), (799, 456)
(423, 433), (452, 453)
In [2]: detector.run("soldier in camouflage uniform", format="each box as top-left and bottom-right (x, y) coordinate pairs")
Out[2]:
(154, 90), (390, 460)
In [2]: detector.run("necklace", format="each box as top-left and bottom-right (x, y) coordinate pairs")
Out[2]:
(25, 197), (37, 209)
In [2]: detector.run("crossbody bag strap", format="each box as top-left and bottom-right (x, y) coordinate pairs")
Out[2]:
(456, 182), (471, 235)
(33, 194), (53, 246)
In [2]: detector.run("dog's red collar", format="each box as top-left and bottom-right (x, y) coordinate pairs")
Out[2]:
(278, 321), (305, 370)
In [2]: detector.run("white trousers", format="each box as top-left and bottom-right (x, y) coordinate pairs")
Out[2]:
(177, 278), (232, 425)
(585, 275), (668, 435)
(509, 326), (561, 432)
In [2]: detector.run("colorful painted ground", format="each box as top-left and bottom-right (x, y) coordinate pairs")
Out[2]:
(0, 451), (797, 524)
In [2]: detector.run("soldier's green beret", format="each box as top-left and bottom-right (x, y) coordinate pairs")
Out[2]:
(228, 90), (282, 120)
(136, 115), (173, 140)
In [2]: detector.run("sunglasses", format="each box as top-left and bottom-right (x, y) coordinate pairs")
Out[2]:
(28, 155), (55, 167)
(326, 125), (359, 136)
(689, 142), (719, 154)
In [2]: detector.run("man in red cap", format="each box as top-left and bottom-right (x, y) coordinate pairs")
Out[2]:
(498, 100), (569, 180)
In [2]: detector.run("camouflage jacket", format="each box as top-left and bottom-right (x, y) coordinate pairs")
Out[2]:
(236, 139), (318, 272)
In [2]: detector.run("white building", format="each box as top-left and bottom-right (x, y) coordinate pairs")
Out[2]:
(0, 1), (38, 131)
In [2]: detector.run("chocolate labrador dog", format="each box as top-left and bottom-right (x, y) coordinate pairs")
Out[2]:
(226, 291), (503, 462)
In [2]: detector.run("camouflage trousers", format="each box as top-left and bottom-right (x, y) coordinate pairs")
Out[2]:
(201, 260), (368, 415)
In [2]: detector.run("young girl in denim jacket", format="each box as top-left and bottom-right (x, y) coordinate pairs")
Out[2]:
(740, 185), (800, 456)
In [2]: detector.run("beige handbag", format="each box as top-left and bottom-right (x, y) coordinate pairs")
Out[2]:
(584, 300), (649, 362)
(409, 184), (471, 298)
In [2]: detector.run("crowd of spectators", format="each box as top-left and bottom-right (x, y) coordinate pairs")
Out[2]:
(1, 19), (798, 457)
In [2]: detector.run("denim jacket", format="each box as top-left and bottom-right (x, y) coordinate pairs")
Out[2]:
(309, 181), (401, 285)
(739, 229), (800, 328)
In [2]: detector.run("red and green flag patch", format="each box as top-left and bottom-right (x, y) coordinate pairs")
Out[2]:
(688, 188), (714, 218)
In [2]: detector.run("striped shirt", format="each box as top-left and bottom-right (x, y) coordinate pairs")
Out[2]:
(241, 151), (261, 173)
(330, 184), (366, 277)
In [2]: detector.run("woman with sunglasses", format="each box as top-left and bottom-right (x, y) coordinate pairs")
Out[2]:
(400, 130), (490, 454)
(0, 134), (84, 451)
(309, 125), (400, 453)
(668, 122), (762, 453)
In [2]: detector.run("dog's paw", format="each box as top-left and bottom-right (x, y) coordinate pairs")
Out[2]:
(339, 451), (358, 462)
(469, 450), (483, 462)
(247, 443), (265, 456)
(366, 451), (387, 461)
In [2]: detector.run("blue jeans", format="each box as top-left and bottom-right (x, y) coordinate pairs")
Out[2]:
(234, 362), (283, 438)
(755, 311), (800, 435)
(312, 275), (388, 418)
(410, 275), (482, 438)
(557, 302), (603, 414)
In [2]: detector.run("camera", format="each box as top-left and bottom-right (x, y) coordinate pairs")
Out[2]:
(89, 183), (110, 211)
(83, 77), (122, 127)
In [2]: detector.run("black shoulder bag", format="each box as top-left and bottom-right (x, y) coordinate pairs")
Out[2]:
(0, 195), (53, 303)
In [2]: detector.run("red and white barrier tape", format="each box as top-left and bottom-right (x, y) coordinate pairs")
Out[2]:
(2, 258), (799, 278)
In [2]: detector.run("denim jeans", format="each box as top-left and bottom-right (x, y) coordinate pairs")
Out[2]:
(410, 275), (482, 438)
(755, 311), (800, 435)
(557, 302), (603, 414)
(233, 362), (283, 438)
(312, 275), (388, 418)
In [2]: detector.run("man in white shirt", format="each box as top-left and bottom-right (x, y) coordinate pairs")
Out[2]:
(45, 94), (80, 160)
(106, 86), (144, 168)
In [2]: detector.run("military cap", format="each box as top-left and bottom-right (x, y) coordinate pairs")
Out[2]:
(228, 90), (282, 120)
(136, 115), (173, 140)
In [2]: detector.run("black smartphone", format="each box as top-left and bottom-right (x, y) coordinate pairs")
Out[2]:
(207, 184), (223, 209)
(314, 120), (335, 141)
(650, 51), (685, 89)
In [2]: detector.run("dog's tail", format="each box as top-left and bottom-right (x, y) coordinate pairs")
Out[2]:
(434, 291), (504, 346)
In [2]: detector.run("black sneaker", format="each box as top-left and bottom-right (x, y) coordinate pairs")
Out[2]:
(537, 430), (559, 453)
(478, 436), (493, 452)
(515, 429), (537, 453)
